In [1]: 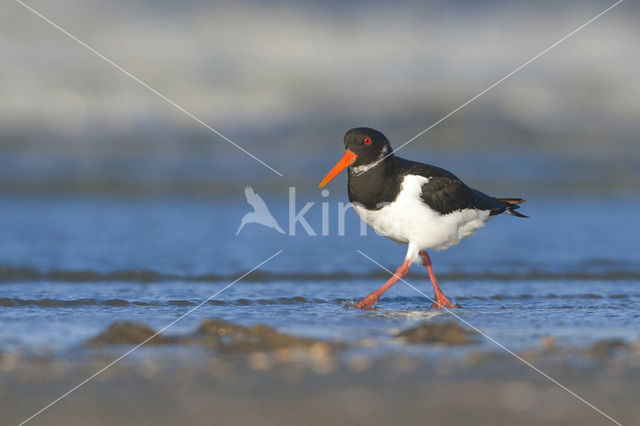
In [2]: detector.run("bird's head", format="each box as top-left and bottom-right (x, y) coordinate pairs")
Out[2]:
(318, 127), (392, 188)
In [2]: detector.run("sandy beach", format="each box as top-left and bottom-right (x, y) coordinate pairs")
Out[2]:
(2, 319), (638, 426)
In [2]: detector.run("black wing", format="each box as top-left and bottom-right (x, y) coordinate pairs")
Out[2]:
(420, 176), (507, 215)
(398, 158), (526, 217)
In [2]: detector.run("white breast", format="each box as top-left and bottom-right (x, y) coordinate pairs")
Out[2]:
(352, 175), (492, 263)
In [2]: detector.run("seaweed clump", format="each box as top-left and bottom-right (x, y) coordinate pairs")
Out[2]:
(86, 319), (342, 354)
(396, 321), (478, 345)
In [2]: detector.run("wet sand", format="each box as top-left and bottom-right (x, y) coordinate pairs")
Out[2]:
(1, 320), (639, 426)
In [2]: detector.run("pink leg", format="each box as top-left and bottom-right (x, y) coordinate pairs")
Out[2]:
(355, 258), (411, 309)
(419, 251), (459, 310)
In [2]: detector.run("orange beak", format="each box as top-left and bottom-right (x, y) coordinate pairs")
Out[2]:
(318, 150), (358, 188)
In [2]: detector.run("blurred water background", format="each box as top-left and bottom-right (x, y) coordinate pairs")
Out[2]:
(0, 0), (639, 352)
(1, 0), (638, 196)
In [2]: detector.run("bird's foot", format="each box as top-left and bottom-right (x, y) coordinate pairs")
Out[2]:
(354, 293), (379, 310)
(430, 295), (460, 310)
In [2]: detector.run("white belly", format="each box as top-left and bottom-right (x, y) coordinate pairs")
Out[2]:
(352, 175), (492, 261)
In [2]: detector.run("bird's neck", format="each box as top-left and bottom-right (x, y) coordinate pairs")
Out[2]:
(347, 156), (399, 209)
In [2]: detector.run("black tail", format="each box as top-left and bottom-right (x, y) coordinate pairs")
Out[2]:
(495, 197), (528, 218)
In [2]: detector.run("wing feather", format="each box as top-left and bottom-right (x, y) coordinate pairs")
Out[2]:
(419, 177), (506, 215)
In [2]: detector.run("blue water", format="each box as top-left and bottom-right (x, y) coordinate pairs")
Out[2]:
(1, 194), (639, 354)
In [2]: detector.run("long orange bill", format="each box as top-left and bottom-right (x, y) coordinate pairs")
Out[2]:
(318, 150), (358, 188)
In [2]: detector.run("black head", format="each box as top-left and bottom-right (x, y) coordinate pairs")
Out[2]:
(344, 127), (393, 168)
(319, 127), (393, 188)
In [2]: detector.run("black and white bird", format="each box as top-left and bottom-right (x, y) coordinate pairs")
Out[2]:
(318, 127), (526, 310)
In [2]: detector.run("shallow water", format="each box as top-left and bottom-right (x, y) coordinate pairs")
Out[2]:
(0, 195), (638, 354)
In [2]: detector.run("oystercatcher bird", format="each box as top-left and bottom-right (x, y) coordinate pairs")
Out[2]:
(318, 127), (526, 310)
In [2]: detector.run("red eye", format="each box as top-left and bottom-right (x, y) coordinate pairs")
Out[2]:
(364, 137), (371, 145)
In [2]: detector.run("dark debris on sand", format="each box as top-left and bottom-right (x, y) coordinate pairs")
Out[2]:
(587, 338), (630, 359)
(86, 319), (344, 353)
(193, 319), (341, 352)
(396, 321), (479, 345)
(86, 322), (173, 347)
